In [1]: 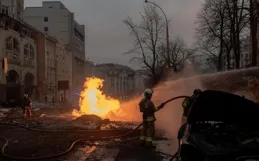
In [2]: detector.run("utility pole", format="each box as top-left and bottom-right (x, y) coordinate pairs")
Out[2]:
(145, 0), (170, 76)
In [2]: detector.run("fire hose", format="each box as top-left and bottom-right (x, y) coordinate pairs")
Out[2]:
(0, 95), (188, 160)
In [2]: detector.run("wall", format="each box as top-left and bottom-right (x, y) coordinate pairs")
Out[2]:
(84, 60), (94, 78)
(23, 2), (72, 44)
(0, 29), (37, 84)
(1, 0), (23, 21)
(93, 64), (136, 101)
(134, 72), (146, 93)
(45, 37), (57, 101)
(0, 27), (37, 101)
(36, 32), (46, 101)
(56, 43), (73, 102)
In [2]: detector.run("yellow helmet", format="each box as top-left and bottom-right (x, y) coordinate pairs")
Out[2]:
(144, 88), (154, 95)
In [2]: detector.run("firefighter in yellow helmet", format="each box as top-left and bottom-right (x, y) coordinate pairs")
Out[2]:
(139, 89), (165, 148)
(181, 89), (201, 125)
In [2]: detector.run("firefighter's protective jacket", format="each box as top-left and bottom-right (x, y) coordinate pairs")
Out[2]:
(22, 98), (32, 109)
(182, 96), (195, 117)
(139, 98), (160, 122)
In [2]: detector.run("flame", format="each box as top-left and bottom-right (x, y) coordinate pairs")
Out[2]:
(72, 77), (120, 118)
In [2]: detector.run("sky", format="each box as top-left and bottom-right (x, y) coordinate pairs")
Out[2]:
(24, 0), (203, 68)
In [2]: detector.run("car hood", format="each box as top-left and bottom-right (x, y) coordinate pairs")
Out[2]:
(187, 90), (259, 130)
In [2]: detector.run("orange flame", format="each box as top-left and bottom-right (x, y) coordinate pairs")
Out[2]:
(72, 77), (120, 118)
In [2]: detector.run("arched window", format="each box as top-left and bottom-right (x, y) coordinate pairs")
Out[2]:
(24, 44), (34, 58)
(30, 45), (34, 58)
(24, 44), (29, 56)
(24, 44), (35, 67)
(5, 36), (20, 53)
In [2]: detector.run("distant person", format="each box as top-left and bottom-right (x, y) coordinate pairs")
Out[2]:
(181, 89), (202, 125)
(22, 94), (32, 120)
(139, 89), (165, 148)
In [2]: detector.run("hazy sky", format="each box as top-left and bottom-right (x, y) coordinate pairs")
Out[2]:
(24, 0), (202, 68)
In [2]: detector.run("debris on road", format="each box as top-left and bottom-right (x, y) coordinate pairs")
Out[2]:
(0, 108), (10, 113)
(0, 113), (7, 118)
(33, 108), (40, 112)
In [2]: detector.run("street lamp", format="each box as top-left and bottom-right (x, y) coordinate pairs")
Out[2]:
(144, 0), (170, 76)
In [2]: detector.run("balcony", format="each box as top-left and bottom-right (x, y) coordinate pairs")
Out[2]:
(0, 13), (37, 41)
(5, 50), (20, 65)
(23, 57), (35, 68)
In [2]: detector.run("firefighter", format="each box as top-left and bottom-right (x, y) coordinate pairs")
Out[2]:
(22, 94), (32, 120)
(139, 89), (165, 148)
(181, 89), (202, 124)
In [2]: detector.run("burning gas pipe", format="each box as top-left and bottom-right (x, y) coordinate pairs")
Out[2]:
(0, 95), (188, 160)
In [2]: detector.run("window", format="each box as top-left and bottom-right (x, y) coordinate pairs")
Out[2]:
(24, 44), (29, 55)
(2, 6), (8, 15)
(5, 37), (20, 52)
(17, 2), (21, 15)
(44, 27), (48, 32)
(44, 17), (48, 22)
(24, 44), (35, 58)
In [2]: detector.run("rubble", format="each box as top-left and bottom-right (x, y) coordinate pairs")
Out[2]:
(0, 113), (6, 117)
(0, 108), (10, 113)
(33, 108), (40, 112)
(101, 122), (139, 130)
(74, 114), (102, 123)
(39, 114), (46, 118)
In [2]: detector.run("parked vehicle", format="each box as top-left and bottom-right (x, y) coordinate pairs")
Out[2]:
(175, 90), (259, 161)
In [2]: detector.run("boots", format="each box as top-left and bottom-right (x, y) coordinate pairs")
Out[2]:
(145, 141), (156, 149)
(140, 140), (146, 147)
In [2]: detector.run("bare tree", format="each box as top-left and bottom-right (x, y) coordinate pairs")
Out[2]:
(159, 37), (194, 73)
(123, 5), (166, 86)
(196, 0), (250, 71)
(196, 0), (231, 71)
(225, 0), (250, 68)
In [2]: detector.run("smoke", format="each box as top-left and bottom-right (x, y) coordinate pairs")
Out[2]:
(153, 63), (204, 138)
(119, 62), (204, 138)
(119, 66), (259, 139)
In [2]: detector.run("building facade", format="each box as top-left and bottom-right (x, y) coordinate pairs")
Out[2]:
(23, 1), (85, 102)
(0, 0), (24, 21)
(94, 64), (135, 101)
(84, 59), (94, 78)
(45, 36), (57, 101)
(134, 70), (147, 94)
(223, 36), (251, 70)
(36, 35), (73, 103)
(56, 43), (72, 103)
(0, 11), (37, 101)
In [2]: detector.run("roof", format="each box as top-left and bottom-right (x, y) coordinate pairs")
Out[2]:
(95, 63), (135, 73)
(46, 35), (58, 43)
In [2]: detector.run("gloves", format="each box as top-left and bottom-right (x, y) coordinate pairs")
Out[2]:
(158, 103), (166, 109)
